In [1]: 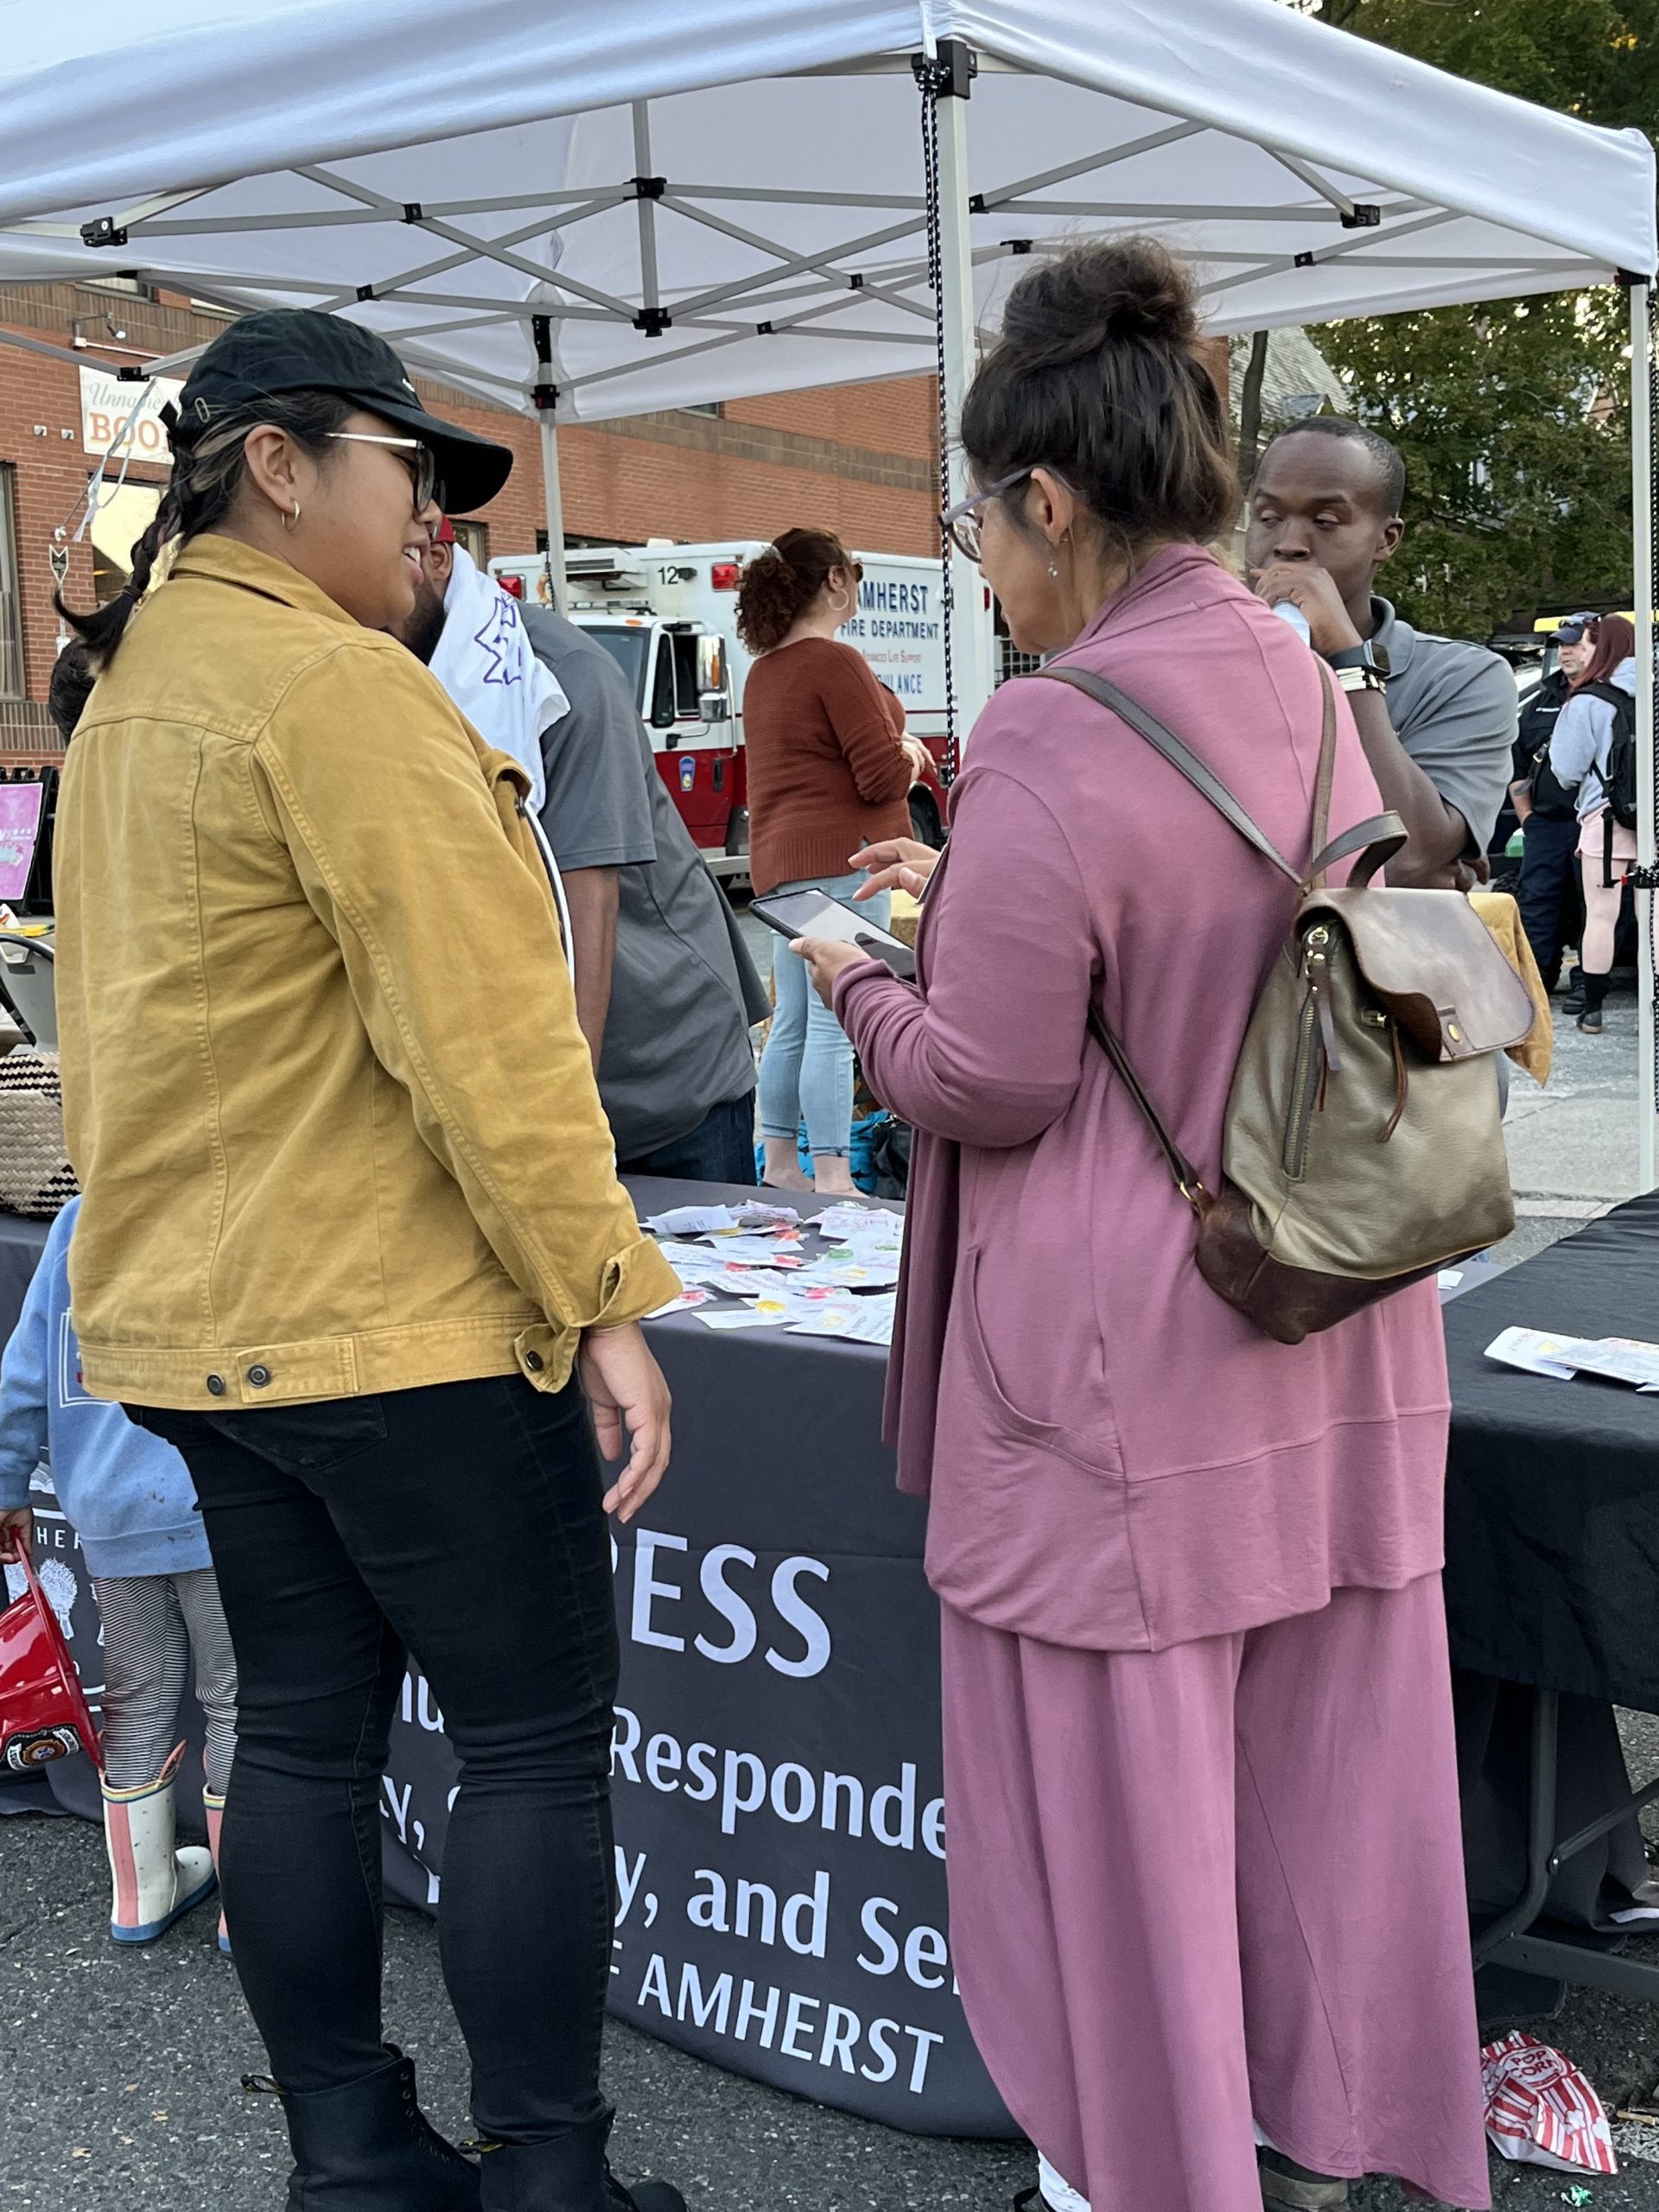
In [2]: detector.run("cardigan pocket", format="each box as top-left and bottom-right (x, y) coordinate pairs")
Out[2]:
(957, 1245), (1122, 1476)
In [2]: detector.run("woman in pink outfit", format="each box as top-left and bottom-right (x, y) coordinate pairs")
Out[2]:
(796, 242), (1488, 2212)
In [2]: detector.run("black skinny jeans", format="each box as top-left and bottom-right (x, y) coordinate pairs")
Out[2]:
(135, 1374), (618, 2145)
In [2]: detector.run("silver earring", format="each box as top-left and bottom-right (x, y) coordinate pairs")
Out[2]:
(1046, 556), (1060, 579)
(281, 499), (301, 531)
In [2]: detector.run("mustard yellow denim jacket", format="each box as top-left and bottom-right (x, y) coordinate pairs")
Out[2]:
(54, 535), (677, 1408)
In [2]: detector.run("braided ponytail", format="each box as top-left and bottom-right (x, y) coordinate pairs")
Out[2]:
(54, 389), (357, 671)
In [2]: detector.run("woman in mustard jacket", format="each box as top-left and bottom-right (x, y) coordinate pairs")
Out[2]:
(54, 310), (684, 2212)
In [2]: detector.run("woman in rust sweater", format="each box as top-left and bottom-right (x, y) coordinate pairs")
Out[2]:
(739, 528), (925, 1191)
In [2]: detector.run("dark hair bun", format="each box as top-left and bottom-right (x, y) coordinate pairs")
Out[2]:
(1000, 240), (1197, 370)
(960, 237), (1235, 551)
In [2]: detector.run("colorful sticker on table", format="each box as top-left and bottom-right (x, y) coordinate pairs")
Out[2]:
(0, 783), (44, 903)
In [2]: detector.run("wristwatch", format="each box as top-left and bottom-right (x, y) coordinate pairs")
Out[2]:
(1333, 665), (1387, 696)
(1325, 639), (1391, 695)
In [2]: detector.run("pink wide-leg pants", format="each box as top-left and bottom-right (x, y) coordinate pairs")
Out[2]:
(941, 1574), (1490, 2212)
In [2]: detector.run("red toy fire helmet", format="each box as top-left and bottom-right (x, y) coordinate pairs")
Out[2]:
(0, 1539), (101, 1772)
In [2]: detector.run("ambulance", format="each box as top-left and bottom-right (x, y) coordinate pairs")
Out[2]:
(489, 541), (953, 880)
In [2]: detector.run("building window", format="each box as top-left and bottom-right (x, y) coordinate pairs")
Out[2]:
(681, 402), (722, 419)
(0, 470), (23, 702)
(448, 517), (487, 566)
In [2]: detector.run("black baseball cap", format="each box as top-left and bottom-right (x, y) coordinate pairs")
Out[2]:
(179, 308), (514, 514)
(1556, 612), (1599, 644)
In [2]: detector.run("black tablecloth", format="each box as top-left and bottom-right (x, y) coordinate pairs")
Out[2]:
(0, 1184), (1015, 2139)
(1444, 1192), (1659, 1711)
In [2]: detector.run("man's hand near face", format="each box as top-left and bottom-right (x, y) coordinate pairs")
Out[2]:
(1246, 429), (1484, 890)
(1249, 562), (1363, 659)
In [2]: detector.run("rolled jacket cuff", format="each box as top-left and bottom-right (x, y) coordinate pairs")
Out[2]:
(582, 1236), (683, 1334)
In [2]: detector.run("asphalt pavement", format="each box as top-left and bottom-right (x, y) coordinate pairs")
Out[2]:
(4, 968), (1659, 2212)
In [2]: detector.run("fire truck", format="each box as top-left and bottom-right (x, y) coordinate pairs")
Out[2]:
(490, 541), (952, 880)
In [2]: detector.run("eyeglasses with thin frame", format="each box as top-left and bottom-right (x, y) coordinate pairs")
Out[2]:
(942, 467), (1034, 563)
(324, 431), (444, 517)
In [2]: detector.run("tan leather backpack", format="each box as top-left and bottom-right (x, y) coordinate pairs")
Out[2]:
(1042, 666), (1535, 1344)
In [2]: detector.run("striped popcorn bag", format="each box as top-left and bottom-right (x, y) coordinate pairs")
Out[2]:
(1481, 2031), (1618, 2176)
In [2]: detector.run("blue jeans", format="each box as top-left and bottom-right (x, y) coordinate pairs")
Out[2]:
(757, 873), (891, 1158)
(617, 1090), (757, 1185)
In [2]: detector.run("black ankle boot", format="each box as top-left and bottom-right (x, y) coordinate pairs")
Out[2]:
(250, 2048), (480, 2209)
(1578, 970), (1611, 1033)
(475, 2120), (684, 2212)
(1562, 964), (1586, 1015)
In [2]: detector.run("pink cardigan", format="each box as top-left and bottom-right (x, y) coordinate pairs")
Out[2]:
(834, 544), (1451, 1653)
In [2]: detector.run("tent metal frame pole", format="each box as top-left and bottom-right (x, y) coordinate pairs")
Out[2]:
(532, 305), (567, 615)
(1631, 275), (1656, 1192)
(539, 413), (567, 615)
(934, 66), (995, 742)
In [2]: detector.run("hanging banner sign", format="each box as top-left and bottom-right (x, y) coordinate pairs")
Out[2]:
(0, 784), (44, 903)
(79, 366), (185, 461)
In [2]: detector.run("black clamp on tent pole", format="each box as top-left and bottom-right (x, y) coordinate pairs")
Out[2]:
(531, 314), (558, 411)
(911, 37), (976, 99)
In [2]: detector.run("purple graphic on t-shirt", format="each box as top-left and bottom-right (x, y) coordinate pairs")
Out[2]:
(472, 594), (527, 688)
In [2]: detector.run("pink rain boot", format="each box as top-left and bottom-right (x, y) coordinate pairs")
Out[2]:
(101, 1743), (217, 1944)
(202, 1784), (232, 1955)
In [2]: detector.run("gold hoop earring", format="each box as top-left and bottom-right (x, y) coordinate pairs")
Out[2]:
(281, 499), (301, 531)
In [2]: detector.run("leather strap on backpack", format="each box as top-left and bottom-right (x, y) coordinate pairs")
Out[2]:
(1038, 663), (1405, 1215)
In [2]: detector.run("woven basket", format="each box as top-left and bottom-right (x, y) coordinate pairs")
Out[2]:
(0, 1050), (78, 1219)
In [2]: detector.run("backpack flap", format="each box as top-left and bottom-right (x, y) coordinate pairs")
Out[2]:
(1301, 886), (1536, 1059)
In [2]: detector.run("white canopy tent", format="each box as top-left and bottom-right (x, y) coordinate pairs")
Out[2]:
(0, 0), (1655, 1173)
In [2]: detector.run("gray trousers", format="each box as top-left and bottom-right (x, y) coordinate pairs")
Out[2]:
(91, 1569), (237, 1794)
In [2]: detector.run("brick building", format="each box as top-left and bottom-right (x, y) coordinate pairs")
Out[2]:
(0, 283), (1231, 759)
(0, 282), (942, 755)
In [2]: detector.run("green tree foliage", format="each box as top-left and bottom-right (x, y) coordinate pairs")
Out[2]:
(1299, 0), (1658, 637)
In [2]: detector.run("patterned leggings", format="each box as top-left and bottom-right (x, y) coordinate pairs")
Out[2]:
(91, 1570), (238, 1794)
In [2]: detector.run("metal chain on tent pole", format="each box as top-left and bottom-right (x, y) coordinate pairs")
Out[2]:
(1650, 307), (1658, 1117)
(914, 51), (958, 785)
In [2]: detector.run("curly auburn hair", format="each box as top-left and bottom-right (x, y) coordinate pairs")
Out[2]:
(734, 528), (861, 652)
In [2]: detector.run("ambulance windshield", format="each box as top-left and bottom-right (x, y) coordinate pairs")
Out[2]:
(585, 626), (650, 710)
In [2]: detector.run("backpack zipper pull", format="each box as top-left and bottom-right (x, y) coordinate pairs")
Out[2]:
(1304, 930), (1342, 1074)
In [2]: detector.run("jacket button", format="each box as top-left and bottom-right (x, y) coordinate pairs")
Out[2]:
(205, 1375), (226, 1397)
(524, 1350), (544, 1372)
(247, 1364), (271, 1389)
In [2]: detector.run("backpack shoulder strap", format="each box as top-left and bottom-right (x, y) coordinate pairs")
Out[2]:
(1038, 665), (1305, 886)
(1035, 660), (1401, 1213)
(1039, 663), (1404, 890)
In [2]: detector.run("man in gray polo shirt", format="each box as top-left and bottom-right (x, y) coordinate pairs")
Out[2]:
(402, 531), (766, 1183)
(1247, 418), (1516, 888)
(522, 602), (768, 1182)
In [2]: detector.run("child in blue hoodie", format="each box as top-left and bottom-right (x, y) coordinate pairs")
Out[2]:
(0, 1198), (234, 1946)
